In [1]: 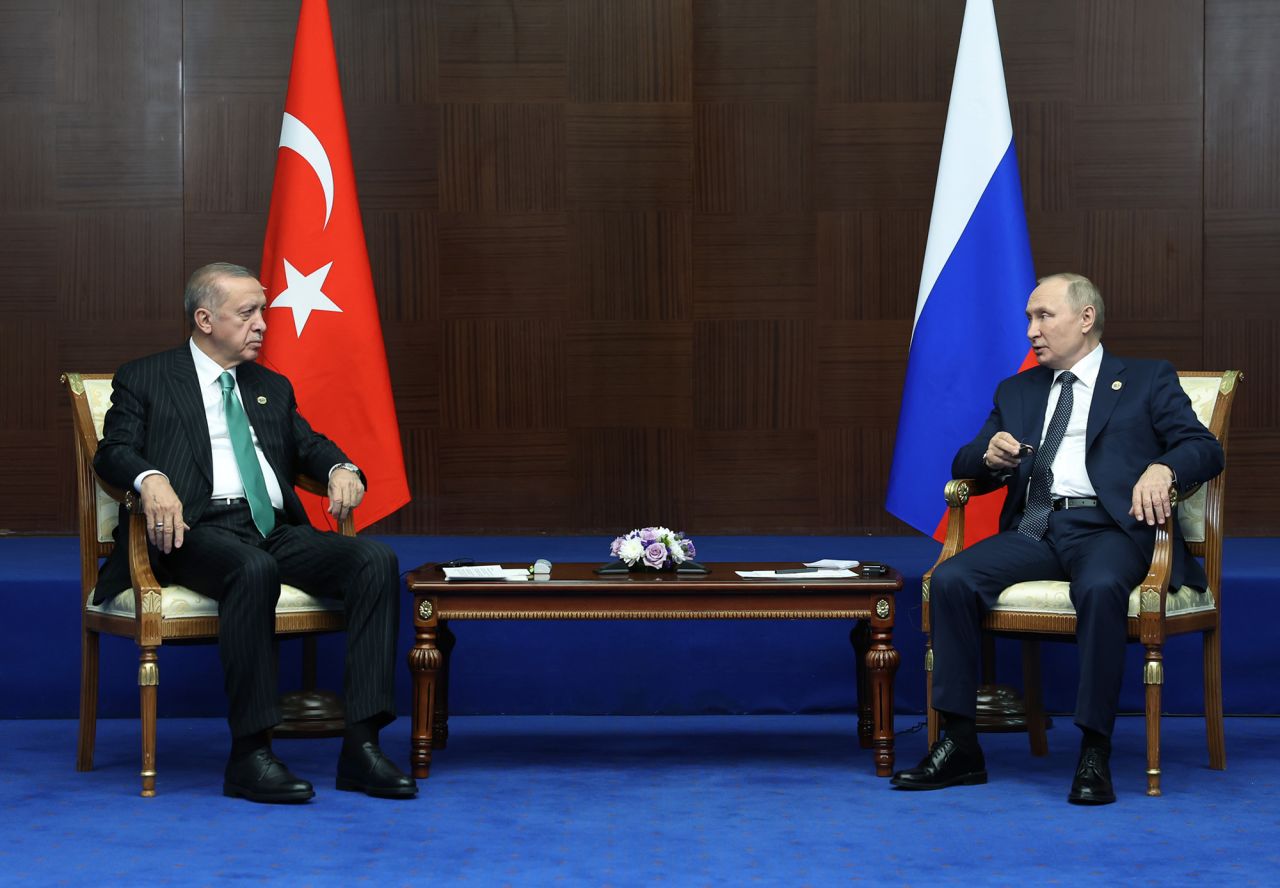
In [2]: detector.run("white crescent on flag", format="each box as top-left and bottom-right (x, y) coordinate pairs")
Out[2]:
(278, 112), (335, 229)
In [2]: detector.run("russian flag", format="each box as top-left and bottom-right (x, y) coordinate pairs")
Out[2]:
(886, 0), (1036, 542)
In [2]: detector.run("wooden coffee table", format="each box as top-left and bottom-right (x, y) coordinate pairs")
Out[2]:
(405, 562), (903, 778)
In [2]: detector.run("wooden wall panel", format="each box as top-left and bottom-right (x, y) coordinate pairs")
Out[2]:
(572, 428), (694, 531)
(694, 0), (815, 101)
(693, 216), (816, 318)
(438, 213), (568, 316)
(439, 103), (565, 211)
(436, 0), (565, 102)
(693, 320), (817, 430)
(568, 0), (692, 102)
(0, 0), (183, 536)
(3, 0), (1278, 536)
(565, 323), (694, 428)
(1205, 0), (1280, 533)
(570, 210), (692, 320)
(567, 104), (692, 208)
(692, 431), (821, 532)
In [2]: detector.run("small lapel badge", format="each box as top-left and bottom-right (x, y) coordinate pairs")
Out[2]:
(1111, 381), (1122, 391)
(256, 395), (267, 405)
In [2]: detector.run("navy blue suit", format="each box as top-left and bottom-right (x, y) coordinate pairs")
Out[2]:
(930, 351), (1223, 734)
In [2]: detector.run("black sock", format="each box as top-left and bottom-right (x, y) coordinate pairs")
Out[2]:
(1080, 727), (1111, 755)
(941, 713), (977, 745)
(230, 729), (271, 761)
(342, 716), (379, 754)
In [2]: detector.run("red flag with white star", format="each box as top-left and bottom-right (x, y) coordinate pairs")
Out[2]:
(259, 0), (409, 530)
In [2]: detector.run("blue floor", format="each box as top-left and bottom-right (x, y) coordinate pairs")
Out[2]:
(2, 714), (1276, 885)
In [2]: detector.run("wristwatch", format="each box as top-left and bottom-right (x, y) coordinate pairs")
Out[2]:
(334, 462), (361, 476)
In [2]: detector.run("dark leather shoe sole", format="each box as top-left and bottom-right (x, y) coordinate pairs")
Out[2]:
(222, 781), (315, 804)
(335, 775), (418, 799)
(1067, 786), (1116, 805)
(890, 769), (988, 790)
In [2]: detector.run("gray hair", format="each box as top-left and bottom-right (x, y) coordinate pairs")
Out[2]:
(184, 262), (257, 327)
(1039, 272), (1105, 337)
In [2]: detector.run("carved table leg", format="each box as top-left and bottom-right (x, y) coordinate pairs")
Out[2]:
(433, 620), (456, 749)
(409, 597), (442, 779)
(866, 598), (900, 777)
(850, 620), (872, 749)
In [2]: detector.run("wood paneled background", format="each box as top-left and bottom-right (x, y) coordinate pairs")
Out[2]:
(1, 0), (1276, 536)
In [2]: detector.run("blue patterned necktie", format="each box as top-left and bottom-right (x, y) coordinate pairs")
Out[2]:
(1017, 370), (1077, 541)
(219, 372), (275, 537)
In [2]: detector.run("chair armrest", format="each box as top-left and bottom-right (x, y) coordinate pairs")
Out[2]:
(90, 468), (130, 507)
(925, 479), (974, 577)
(1137, 482), (1180, 645)
(126, 510), (165, 646)
(921, 479), (975, 634)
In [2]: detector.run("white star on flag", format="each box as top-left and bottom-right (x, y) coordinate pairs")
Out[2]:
(270, 259), (342, 336)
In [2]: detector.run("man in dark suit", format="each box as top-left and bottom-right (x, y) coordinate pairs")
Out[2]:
(891, 273), (1223, 805)
(95, 262), (416, 803)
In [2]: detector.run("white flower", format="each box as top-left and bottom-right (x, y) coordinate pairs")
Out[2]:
(669, 543), (686, 563)
(618, 537), (645, 565)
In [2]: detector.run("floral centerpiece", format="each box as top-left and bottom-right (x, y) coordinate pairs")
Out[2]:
(609, 526), (696, 571)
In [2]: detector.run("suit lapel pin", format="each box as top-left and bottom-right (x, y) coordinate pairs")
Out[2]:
(1111, 381), (1122, 391)
(256, 395), (267, 405)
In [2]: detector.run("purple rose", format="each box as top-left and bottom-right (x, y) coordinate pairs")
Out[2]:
(643, 542), (668, 569)
(610, 537), (623, 557)
(681, 538), (696, 559)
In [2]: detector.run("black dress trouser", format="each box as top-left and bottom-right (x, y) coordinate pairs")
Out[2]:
(928, 506), (1149, 736)
(158, 500), (400, 739)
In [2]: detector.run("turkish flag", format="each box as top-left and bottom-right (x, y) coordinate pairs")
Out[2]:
(259, 0), (409, 530)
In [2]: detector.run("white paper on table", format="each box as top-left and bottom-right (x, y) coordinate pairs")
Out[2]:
(443, 565), (530, 581)
(735, 569), (857, 579)
(803, 559), (860, 569)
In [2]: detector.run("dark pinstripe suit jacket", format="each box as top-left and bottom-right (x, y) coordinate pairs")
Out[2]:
(93, 345), (353, 602)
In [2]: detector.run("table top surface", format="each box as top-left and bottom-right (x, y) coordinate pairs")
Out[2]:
(406, 561), (902, 595)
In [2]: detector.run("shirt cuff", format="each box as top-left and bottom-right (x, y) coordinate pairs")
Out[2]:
(134, 469), (167, 493)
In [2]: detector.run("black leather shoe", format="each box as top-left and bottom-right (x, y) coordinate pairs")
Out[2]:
(890, 737), (988, 790)
(1068, 747), (1116, 805)
(223, 748), (315, 803)
(336, 741), (418, 799)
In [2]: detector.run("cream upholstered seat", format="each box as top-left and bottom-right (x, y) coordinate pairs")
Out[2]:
(87, 583), (341, 619)
(921, 370), (1241, 797)
(64, 372), (348, 797)
(991, 580), (1215, 619)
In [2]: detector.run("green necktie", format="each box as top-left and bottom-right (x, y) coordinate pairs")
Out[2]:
(219, 371), (275, 537)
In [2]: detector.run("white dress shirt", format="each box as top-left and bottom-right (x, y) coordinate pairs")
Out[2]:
(1038, 343), (1103, 499)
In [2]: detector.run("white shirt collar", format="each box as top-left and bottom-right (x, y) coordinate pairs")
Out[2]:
(1055, 342), (1103, 390)
(189, 338), (235, 389)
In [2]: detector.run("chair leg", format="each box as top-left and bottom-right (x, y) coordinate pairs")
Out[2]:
(77, 627), (100, 771)
(1021, 640), (1049, 756)
(925, 642), (939, 746)
(139, 648), (159, 798)
(1203, 626), (1226, 770)
(1144, 645), (1163, 797)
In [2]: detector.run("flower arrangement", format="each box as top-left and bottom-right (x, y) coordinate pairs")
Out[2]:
(609, 526), (696, 570)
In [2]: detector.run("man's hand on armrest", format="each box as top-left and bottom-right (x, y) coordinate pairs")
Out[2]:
(1129, 463), (1175, 526)
(327, 465), (365, 521)
(140, 474), (188, 553)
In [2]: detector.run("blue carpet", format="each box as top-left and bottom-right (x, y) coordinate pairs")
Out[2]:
(3, 536), (1279, 720)
(0, 715), (1276, 885)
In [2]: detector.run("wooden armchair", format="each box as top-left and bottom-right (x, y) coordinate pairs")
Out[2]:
(922, 370), (1241, 797)
(63, 372), (350, 797)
